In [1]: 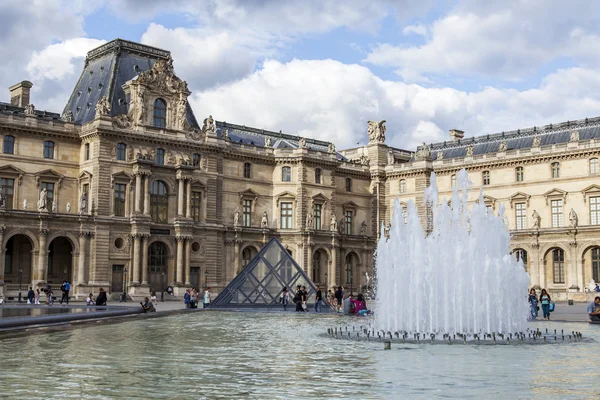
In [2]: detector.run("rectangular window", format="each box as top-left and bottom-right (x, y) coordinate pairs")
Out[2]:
(41, 182), (54, 211)
(345, 210), (353, 235)
(400, 180), (406, 193)
(313, 203), (322, 230)
(590, 197), (600, 225)
(515, 203), (526, 230)
(3, 136), (14, 154)
(191, 192), (202, 222)
(551, 199), (563, 227)
(113, 183), (126, 216)
(43, 141), (54, 159)
(346, 178), (352, 192)
(243, 199), (252, 227)
(551, 162), (560, 178)
(280, 202), (293, 229)
(282, 167), (291, 182)
(553, 249), (565, 284)
(516, 167), (524, 182)
(590, 158), (599, 175)
(117, 143), (127, 161)
(244, 163), (251, 179)
(0, 178), (14, 210)
(84, 143), (90, 161)
(482, 171), (490, 186)
(315, 168), (321, 184)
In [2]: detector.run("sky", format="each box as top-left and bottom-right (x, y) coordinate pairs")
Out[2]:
(2, 0), (600, 150)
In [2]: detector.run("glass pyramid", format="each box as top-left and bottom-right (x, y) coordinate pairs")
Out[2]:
(212, 237), (318, 307)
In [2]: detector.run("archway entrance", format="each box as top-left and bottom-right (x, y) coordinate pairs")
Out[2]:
(48, 237), (74, 286)
(4, 235), (33, 296)
(312, 249), (328, 285)
(148, 242), (168, 292)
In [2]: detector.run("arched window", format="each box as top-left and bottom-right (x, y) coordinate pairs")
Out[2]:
(43, 141), (54, 159)
(153, 98), (167, 128)
(156, 148), (165, 166)
(513, 249), (528, 270)
(482, 170), (490, 186)
(551, 162), (560, 178)
(243, 162), (251, 178)
(451, 174), (456, 188)
(116, 143), (127, 161)
(193, 153), (201, 167)
(3, 135), (14, 154)
(150, 180), (169, 223)
(552, 248), (565, 284)
(242, 247), (257, 268)
(399, 179), (406, 193)
(282, 166), (291, 182)
(148, 241), (168, 291)
(345, 177), (352, 192)
(590, 158), (599, 175)
(516, 166), (524, 182)
(315, 168), (321, 184)
(592, 247), (600, 282)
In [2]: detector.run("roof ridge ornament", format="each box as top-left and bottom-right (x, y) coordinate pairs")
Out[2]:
(367, 120), (386, 143)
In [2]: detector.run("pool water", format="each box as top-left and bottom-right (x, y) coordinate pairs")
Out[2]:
(0, 311), (598, 399)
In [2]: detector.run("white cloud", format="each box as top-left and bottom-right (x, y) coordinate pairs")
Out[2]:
(402, 24), (427, 36)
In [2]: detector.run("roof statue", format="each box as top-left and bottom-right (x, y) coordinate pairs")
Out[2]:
(570, 130), (579, 142)
(466, 145), (474, 157)
(137, 57), (189, 94)
(24, 103), (35, 115)
(415, 142), (431, 161)
(61, 110), (73, 122)
(298, 137), (307, 149)
(202, 115), (216, 135)
(328, 142), (335, 153)
(95, 96), (111, 116)
(498, 140), (507, 152)
(211, 237), (322, 308)
(367, 120), (386, 143)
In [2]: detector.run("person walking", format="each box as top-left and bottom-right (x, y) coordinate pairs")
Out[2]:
(539, 289), (551, 320)
(60, 281), (71, 305)
(314, 285), (323, 312)
(46, 287), (54, 305)
(280, 287), (290, 311)
(27, 287), (35, 304)
(34, 289), (40, 305)
(295, 285), (304, 312)
(528, 288), (538, 320)
(203, 287), (211, 309)
(335, 286), (343, 310)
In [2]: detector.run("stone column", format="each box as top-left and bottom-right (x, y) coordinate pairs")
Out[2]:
(0, 227), (5, 289)
(176, 236), (184, 284)
(186, 180), (192, 218)
(78, 232), (87, 285)
(132, 235), (140, 284)
(143, 174), (150, 215)
(177, 179), (184, 216)
(135, 174), (142, 213)
(37, 229), (48, 285)
(141, 235), (149, 285)
(185, 238), (191, 285)
(233, 240), (240, 274)
(307, 243), (313, 281)
(568, 242), (578, 290)
(330, 244), (337, 289)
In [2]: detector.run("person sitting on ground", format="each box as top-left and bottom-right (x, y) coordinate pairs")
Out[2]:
(86, 293), (95, 306)
(588, 296), (600, 322)
(166, 286), (174, 296)
(351, 293), (368, 315)
(141, 297), (156, 313)
(342, 294), (353, 315)
(95, 288), (107, 306)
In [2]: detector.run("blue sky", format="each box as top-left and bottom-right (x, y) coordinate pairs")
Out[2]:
(2, 0), (600, 149)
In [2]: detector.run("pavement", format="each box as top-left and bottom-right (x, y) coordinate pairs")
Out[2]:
(535, 301), (592, 323)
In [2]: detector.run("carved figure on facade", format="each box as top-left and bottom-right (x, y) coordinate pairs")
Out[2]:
(233, 208), (240, 227)
(338, 217), (345, 234)
(367, 120), (386, 143)
(306, 211), (313, 229)
(387, 150), (395, 165)
(436, 151), (443, 161)
(113, 114), (132, 129)
(95, 96), (111, 116)
(66, 202), (71, 213)
(328, 142), (335, 153)
(222, 129), (230, 141)
(166, 152), (176, 165)
(61, 110), (74, 122)
(532, 136), (541, 147)
(569, 208), (578, 228)
(265, 137), (272, 147)
(261, 211), (269, 229)
(0, 186), (5, 209)
(24, 104), (35, 115)
(359, 155), (370, 166)
(498, 141), (507, 152)
(330, 213), (337, 232)
(202, 115), (216, 136)
(38, 188), (48, 211)
(177, 99), (187, 130)
(79, 192), (88, 215)
(23, 199), (27, 210)
(466, 145), (474, 157)
(415, 142), (431, 160)
(51, 201), (57, 212)
(532, 210), (541, 230)
(298, 137), (307, 149)
(360, 220), (367, 236)
(570, 130), (579, 142)
(137, 58), (189, 94)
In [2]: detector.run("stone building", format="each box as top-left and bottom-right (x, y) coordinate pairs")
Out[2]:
(0, 39), (599, 301)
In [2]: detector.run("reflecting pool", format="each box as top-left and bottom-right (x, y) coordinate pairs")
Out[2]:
(0, 312), (598, 399)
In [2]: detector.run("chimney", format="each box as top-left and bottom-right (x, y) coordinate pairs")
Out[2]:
(449, 129), (464, 141)
(9, 81), (33, 108)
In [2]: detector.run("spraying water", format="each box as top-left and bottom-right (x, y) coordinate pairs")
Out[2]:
(375, 169), (530, 336)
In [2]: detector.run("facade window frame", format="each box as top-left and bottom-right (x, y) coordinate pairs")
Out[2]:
(150, 180), (169, 224)
(84, 143), (90, 161)
(315, 168), (321, 184)
(43, 141), (55, 159)
(282, 166), (291, 182)
(156, 148), (165, 166)
(243, 199), (252, 227)
(116, 143), (127, 161)
(553, 248), (565, 284)
(551, 162), (560, 178)
(590, 158), (599, 175)
(191, 191), (202, 222)
(3, 135), (14, 155)
(551, 199), (563, 227)
(113, 183), (126, 217)
(345, 177), (352, 192)
(280, 202), (293, 229)
(153, 98), (167, 128)
(592, 247), (600, 283)
(482, 170), (490, 186)
(193, 154), (201, 167)
(344, 210), (353, 235)
(41, 181), (55, 211)
(516, 166), (524, 182)
(451, 174), (457, 188)
(0, 177), (15, 210)
(590, 196), (600, 225)
(244, 162), (251, 179)
(399, 179), (406, 194)
(313, 203), (322, 230)
(515, 202), (527, 230)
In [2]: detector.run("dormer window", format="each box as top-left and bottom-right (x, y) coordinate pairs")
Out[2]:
(153, 98), (167, 128)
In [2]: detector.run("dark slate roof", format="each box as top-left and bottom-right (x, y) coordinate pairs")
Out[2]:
(217, 121), (347, 161)
(0, 102), (60, 120)
(62, 39), (199, 129)
(418, 116), (600, 160)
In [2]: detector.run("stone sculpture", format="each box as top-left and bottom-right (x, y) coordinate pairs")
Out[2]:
(233, 208), (240, 227)
(532, 210), (541, 230)
(436, 151), (444, 161)
(298, 137), (307, 149)
(61, 110), (74, 122)
(202, 115), (216, 135)
(95, 96), (111, 116)
(532, 136), (541, 147)
(66, 202), (71, 213)
(330, 213), (337, 232)
(38, 188), (48, 211)
(328, 142), (335, 153)
(306, 211), (313, 229)
(367, 120), (386, 143)
(570, 130), (579, 142)
(23, 199), (27, 210)
(79, 192), (88, 215)
(388, 150), (395, 165)
(466, 145), (474, 157)
(24, 104), (35, 115)
(51, 201), (57, 212)
(569, 208), (578, 228)
(177, 99), (187, 130)
(261, 211), (269, 229)
(0, 187), (5, 209)
(265, 137), (272, 147)
(360, 220), (367, 236)
(415, 142), (431, 160)
(339, 217), (345, 234)
(498, 141), (507, 152)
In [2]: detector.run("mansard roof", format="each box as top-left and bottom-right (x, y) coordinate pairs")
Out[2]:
(420, 116), (600, 160)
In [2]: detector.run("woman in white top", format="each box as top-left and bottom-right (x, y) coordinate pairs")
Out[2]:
(86, 293), (95, 306)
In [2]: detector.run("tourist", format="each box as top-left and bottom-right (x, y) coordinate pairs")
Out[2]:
(46, 287), (54, 305)
(34, 289), (40, 305)
(141, 297), (156, 313)
(95, 288), (107, 306)
(588, 296), (600, 322)
(528, 288), (538, 320)
(203, 287), (212, 309)
(294, 285), (303, 312)
(280, 287), (290, 311)
(60, 280), (70, 305)
(351, 293), (368, 315)
(539, 289), (551, 320)
(314, 285), (323, 312)
(190, 288), (198, 308)
(151, 291), (157, 304)
(184, 289), (191, 308)
(86, 293), (95, 306)
(301, 286), (308, 312)
(343, 294), (353, 315)
(27, 287), (35, 304)
(335, 286), (343, 308)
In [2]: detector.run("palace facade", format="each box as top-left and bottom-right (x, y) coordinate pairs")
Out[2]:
(0, 39), (598, 300)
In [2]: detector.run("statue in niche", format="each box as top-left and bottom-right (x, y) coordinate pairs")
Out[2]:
(466, 145), (474, 157)
(23, 199), (27, 210)
(66, 202), (71, 213)
(79, 192), (88, 215)
(177, 99), (187, 130)
(328, 142), (335, 153)
(233, 208), (240, 227)
(570, 130), (579, 142)
(360, 220), (367, 236)
(261, 211), (269, 229)
(338, 217), (345, 234)
(569, 208), (578, 228)
(306, 211), (313, 229)
(265, 137), (272, 147)
(532, 210), (541, 230)
(137, 92), (146, 123)
(38, 188), (48, 211)
(367, 120), (386, 143)
(0, 186), (5, 209)
(532, 136), (541, 147)
(95, 96), (111, 116)
(498, 141), (507, 152)
(330, 213), (337, 232)
(202, 115), (216, 135)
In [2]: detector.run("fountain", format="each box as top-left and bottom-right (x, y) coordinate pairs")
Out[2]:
(375, 169), (531, 338)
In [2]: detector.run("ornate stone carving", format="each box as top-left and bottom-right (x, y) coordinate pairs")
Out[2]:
(137, 58), (188, 94)
(330, 213), (337, 232)
(532, 136), (541, 147)
(24, 104), (35, 115)
(22, 199), (27, 210)
(415, 142), (431, 160)
(176, 99), (187, 130)
(360, 220), (367, 236)
(222, 129), (230, 141)
(261, 211), (269, 229)
(79, 192), (88, 215)
(95, 96), (111, 116)
(498, 140), (507, 152)
(359, 155), (370, 166)
(387, 151), (395, 165)
(0, 186), (5, 209)
(265, 137), (272, 147)
(113, 114), (132, 129)
(367, 120), (386, 143)
(570, 130), (579, 142)
(328, 142), (335, 153)
(166, 152), (176, 165)
(306, 211), (313, 229)
(66, 202), (71, 213)
(298, 137), (307, 149)
(37, 188), (48, 211)
(202, 115), (216, 136)
(532, 210), (540, 230)
(51, 201), (57, 212)
(61, 110), (73, 122)
(233, 208), (240, 227)
(185, 128), (205, 141)
(436, 151), (443, 161)
(569, 208), (578, 228)
(466, 145), (474, 157)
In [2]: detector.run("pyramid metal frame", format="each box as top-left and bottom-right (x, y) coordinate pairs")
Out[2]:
(211, 237), (320, 308)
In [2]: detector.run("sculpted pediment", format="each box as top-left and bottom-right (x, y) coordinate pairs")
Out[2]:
(275, 191), (296, 207)
(508, 192), (531, 208)
(0, 164), (25, 184)
(35, 169), (64, 188)
(543, 188), (568, 205)
(311, 193), (329, 204)
(239, 188), (260, 203)
(582, 184), (600, 203)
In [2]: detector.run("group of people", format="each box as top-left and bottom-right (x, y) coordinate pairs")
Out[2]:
(328, 286), (371, 316)
(184, 287), (211, 309)
(528, 288), (554, 320)
(25, 280), (73, 305)
(84, 288), (108, 306)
